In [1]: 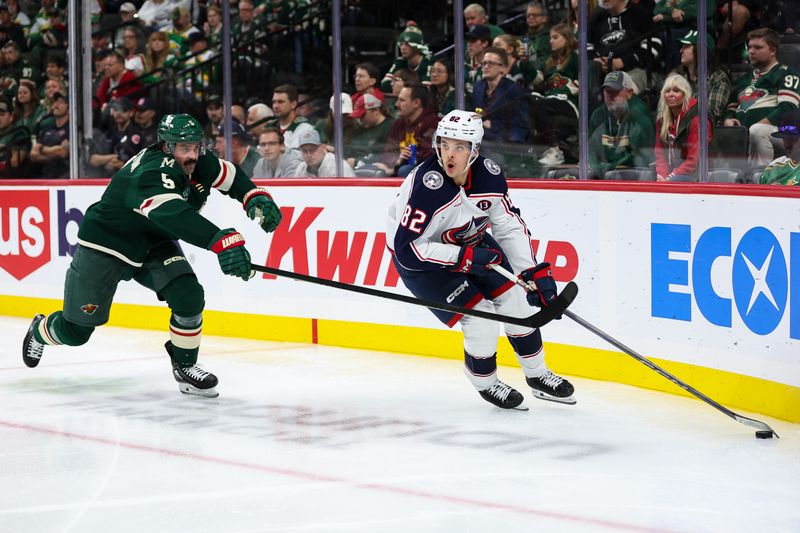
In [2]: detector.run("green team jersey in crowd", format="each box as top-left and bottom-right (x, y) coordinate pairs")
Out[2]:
(759, 156), (800, 185)
(77, 145), (257, 266)
(523, 29), (551, 73)
(725, 62), (800, 127)
(542, 52), (579, 108)
(349, 117), (395, 162)
(380, 56), (433, 92)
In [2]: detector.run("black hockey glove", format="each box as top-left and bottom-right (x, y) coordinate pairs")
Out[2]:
(451, 245), (503, 277)
(243, 187), (282, 233)
(209, 229), (252, 281)
(520, 263), (558, 309)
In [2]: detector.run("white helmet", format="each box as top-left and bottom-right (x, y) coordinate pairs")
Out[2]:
(434, 109), (484, 169)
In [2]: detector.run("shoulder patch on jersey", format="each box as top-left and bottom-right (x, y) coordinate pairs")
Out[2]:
(422, 171), (444, 190)
(484, 158), (501, 175)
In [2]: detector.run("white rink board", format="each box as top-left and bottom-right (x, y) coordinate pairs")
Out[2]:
(1, 183), (798, 387)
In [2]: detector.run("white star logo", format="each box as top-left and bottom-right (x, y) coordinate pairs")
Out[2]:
(741, 246), (779, 315)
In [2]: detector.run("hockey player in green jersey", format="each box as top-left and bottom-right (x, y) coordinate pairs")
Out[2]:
(21, 114), (282, 397)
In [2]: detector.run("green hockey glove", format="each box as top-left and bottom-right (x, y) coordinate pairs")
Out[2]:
(208, 229), (252, 280)
(243, 187), (282, 233)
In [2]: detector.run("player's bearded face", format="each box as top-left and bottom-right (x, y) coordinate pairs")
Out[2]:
(174, 142), (200, 174)
(439, 138), (471, 180)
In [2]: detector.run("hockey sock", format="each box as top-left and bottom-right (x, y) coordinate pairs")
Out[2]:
(507, 329), (547, 377)
(463, 351), (498, 390)
(34, 311), (94, 346)
(169, 313), (202, 366)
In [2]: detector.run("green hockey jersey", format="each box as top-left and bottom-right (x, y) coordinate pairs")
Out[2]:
(759, 156), (800, 186)
(726, 62), (800, 127)
(77, 145), (257, 266)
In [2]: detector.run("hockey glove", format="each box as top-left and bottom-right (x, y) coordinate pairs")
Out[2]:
(520, 263), (558, 308)
(451, 245), (503, 277)
(209, 229), (252, 281)
(243, 187), (282, 233)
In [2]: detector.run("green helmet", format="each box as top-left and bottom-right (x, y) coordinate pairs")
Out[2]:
(157, 113), (205, 154)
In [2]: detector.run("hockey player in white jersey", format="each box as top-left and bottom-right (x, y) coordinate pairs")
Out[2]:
(387, 109), (575, 409)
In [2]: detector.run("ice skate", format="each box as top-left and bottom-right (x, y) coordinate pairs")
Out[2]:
(527, 370), (576, 404)
(478, 380), (527, 410)
(165, 341), (219, 398)
(22, 314), (46, 368)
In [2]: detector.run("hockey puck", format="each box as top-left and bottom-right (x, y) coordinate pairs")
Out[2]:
(755, 430), (773, 439)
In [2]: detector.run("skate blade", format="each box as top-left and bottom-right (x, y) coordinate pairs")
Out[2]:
(531, 390), (576, 405)
(178, 384), (220, 398)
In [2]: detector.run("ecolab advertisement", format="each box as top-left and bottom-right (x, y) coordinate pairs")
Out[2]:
(1, 183), (798, 388)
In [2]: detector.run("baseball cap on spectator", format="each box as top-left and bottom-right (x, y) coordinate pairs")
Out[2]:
(465, 24), (490, 42)
(119, 2), (137, 13)
(350, 93), (382, 119)
(135, 97), (159, 113)
(0, 6), (9, 14)
(329, 93), (353, 114)
(0, 97), (10, 113)
(109, 96), (133, 112)
(297, 129), (322, 147)
(187, 32), (207, 46)
(602, 71), (639, 94)
(52, 92), (67, 103)
(206, 95), (222, 107)
(218, 119), (251, 141)
(771, 109), (800, 140)
(679, 30), (715, 51)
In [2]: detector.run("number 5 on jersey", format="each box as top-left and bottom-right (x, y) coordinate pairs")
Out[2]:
(400, 205), (427, 233)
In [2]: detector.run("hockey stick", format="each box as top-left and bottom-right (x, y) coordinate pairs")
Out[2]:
(250, 263), (578, 329)
(489, 263), (780, 438)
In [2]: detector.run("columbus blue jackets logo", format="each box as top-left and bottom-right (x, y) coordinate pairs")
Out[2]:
(80, 303), (99, 315)
(442, 216), (490, 246)
(422, 171), (443, 190)
(483, 159), (501, 175)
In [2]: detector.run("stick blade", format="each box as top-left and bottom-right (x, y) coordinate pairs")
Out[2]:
(525, 281), (579, 328)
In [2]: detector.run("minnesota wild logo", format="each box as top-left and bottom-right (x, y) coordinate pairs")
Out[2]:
(80, 303), (99, 315)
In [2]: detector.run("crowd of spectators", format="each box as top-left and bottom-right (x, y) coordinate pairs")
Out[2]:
(0, 0), (798, 184)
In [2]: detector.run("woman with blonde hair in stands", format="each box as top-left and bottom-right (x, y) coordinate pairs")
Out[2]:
(142, 31), (177, 83)
(654, 73), (712, 182)
(15, 80), (47, 136)
(41, 79), (66, 113)
(492, 33), (538, 89)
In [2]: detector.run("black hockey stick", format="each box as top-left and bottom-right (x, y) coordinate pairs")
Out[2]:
(250, 263), (578, 329)
(490, 264), (780, 438)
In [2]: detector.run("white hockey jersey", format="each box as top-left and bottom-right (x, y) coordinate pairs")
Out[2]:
(387, 155), (537, 273)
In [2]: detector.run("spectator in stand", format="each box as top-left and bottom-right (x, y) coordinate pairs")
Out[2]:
(163, 6), (200, 57)
(377, 84), (438, 177)
(142, 31), (178, 82)
(760, 112), (800, 185)
(95, 49), (143, 110)
(214, 119), (260, 177)
(672, 30), (731, 124)
(655, 73), (712, 181)
(233, 0), (266, 48)
(429, 59), (456, 117)
(3, 41), (39, 84)
(380, 22), (432, 93)
(182, 32), (217, 98)
(0, 5), (26, 51)
(349, 93), (394, 170)
(231, 104), (247, 125)
(89, 97), (143, 174)
(653, 0), (716, 69)
(30, 91), (69, 179)
(316, 93), (357, 155)
(203, 5), (224, 50)
(530, 23), (579, 166)
(28, 0), (61, 37)
(463, 3), (504, 41)
(493, 34), (536, 88)
(0, 96), (31, 178)
(139, 0), (179, 31)
(5, 0), (30, 30)
(522, 2), (551, 73)
(352, 62), (384, 109)
(253, 127), (303, 178)
(294, 129), (355, 178)
(564, 0), (596, 35)
(717, 0), (760, 63)
(589, 71), (655, 178)
(41, 78), (66, 113)
(204, 94), (223, 137)
(133, 97), (160, 146)
(588, 0), (660, 93)
(121, 27), (146, 77)
(247, 103), (274, 138)
(271, 83), (315, 150)
(14, 80), (46, 136)
(472, 47), (531, 145)
(723, 28), (800, 165)
(44, 55), (67, 87)
(465, 24), (492, 94)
